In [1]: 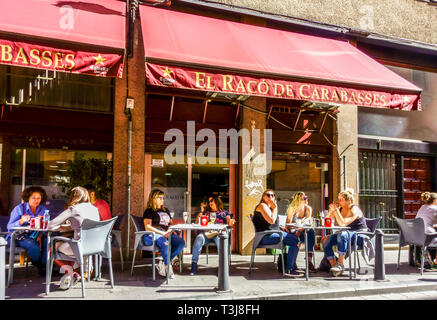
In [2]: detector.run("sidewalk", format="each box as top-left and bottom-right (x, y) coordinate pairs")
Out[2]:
(4, 248), (437, 300)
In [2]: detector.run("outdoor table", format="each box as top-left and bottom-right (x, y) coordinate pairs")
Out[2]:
(167, 223), (230, 292)
(287, 223), (351, 280)
(10, 225), (66, 295)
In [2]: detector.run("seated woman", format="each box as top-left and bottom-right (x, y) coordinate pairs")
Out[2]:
(253, 189), (301, 276)
(286, 192), (317, 273)
(189, 195), (235, 275)
(7, 186), (49, 275)
(322, 188), (367, 277)
(143, 189), (185, 279)
(48, 186), (100, 289)
(416, 192), (437, 265)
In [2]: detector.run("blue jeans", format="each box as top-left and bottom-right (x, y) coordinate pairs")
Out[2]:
(323, 231), (363, 261)
(8, 234), (47, 264)
(143, 233), (185, 265)
(296, 229), (315, 252)
(260, 231), (299, 272)
(191, 233), (220, 264)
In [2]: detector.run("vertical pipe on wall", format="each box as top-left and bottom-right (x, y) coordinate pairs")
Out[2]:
(126, 110), (132, 258)
(21, 149), (26, 196)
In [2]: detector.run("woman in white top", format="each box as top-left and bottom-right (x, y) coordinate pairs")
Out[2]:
(285, 192), (317, 273)
(416, 192), (437, 233)
(47, 186), (100, 289)
(416, 192), (437, 265)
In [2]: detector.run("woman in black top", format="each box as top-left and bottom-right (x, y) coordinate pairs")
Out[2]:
(253, 189), (301, 276)
(322, 188), (367, 277)
(143, 189), (185, 279)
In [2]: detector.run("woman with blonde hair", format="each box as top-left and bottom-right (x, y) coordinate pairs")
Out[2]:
(143, 189), (185, 279)
(286, 192), (317, 273)
(416, 192), (437, 266)
(48, 186), (100, 289)
(322, 188), (367, 277)
(252, 189), (301, 276)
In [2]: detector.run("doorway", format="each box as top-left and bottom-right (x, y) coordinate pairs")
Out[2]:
(147, 153), (231, 252)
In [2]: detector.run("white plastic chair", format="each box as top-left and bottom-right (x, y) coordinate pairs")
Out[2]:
(47, 217), (117, 298)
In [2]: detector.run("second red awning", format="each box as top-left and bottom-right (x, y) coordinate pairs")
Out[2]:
(140, 6), (421, 110)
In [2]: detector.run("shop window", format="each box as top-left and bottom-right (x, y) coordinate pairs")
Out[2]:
(0, 65), (113, 113)
(9, 148), (111, 213)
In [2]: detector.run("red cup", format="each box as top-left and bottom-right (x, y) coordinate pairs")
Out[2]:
(324, 217), (332, 228)
(200, 215), (208, 226)
(30, 218), (35, 229)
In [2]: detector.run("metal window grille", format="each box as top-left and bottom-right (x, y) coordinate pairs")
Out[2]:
(359, 152), (400, 233)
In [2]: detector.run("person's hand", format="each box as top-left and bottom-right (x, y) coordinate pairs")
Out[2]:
(19, 214), (31, 225)
(328, 202), (337, 212)
(163, 230), (172, 238)
(229, 219), (236, 227)
(321, 235), (329, 245)
(200, 202), (207, 212)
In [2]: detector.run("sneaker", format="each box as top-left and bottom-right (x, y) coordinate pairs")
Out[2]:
(308, 262), (318, 273)
(156, 260), (166, 277)
(189, 262), (198, 276)
(59, 273), (72, 290)
(285, 269), (304, 277)
(172, 257), (180, 268)
(330, 262), (344, 277)
(169, 264), (175, 279)
(72, 273), (81, 286)
(293, 263), (303, 271)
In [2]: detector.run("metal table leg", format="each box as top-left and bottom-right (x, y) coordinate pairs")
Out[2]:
(347, 231), (352, 280)
(45, 231), (51, 295)
(166, 232), (171, 285)
(7, 233), (15, 287)
(305, 229), (309, 281)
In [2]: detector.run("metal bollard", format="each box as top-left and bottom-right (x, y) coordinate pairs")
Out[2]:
(374, 229), (386, 281)
(217, 229), (231, 292)
(0, 237), (6, 300)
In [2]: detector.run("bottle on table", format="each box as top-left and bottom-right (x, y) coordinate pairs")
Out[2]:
(43, 209), (50, 229)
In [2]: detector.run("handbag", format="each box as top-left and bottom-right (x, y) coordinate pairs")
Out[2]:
(204, 230), (220, 239)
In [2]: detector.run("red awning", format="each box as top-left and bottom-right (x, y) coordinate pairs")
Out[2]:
(0, 0), (125, 77)
(140, 6), (421, 110)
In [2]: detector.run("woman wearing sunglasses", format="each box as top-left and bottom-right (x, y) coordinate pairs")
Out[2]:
(252, 189), (302, 276)
(143, 189), (186, 279)
(190, 195), (235, 275)
(286, 192), (317, 273)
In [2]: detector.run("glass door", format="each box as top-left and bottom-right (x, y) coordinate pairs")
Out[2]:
(148, 153), (230, 253)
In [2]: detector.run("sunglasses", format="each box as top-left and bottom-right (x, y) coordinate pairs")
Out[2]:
(209, 199), (214, 203)
(266, 193), (275, 198)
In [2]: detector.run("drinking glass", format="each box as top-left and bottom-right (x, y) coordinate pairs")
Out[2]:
(170, 211), (175, 218)
(183, 211), (189, 224)
(210, 212), (216, 224)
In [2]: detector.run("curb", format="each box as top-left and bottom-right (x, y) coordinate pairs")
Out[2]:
(237, 282), (437, 300)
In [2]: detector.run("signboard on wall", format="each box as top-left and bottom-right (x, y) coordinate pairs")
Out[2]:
(159, 187), (185, 218)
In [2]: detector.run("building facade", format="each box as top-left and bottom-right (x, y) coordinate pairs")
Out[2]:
(0, 0), (435, 259)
